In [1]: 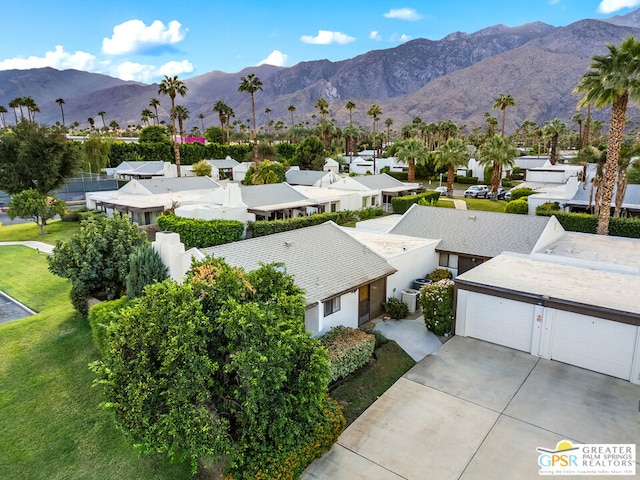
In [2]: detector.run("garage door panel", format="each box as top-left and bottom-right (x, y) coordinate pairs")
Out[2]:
(551, 310), (637, 381)
(466, 293), (534, 353)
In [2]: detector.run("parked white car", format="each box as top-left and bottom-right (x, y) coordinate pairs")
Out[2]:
(463, 185), (489, 198)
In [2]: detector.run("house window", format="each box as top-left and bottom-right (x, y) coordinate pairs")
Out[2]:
(439, 253), (458, 269)
(362, 197), (368, 208)
(331, 202), (337, 213)
(323, 296), (341, 317)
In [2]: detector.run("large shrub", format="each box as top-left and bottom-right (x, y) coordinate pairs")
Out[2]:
(509, 187), (536, 201)
(320, 326), (375, 383)
(88, 297), (129, 356)
(382, 296), (409, 320)
(504, 199), (529, 214)
(391, 191), (441, 214)
(249, 211), (358, 237)
(420, 279), (455, 336)
(125, 244), (168, 299)
(157, 213), (244, 248)
(427, 268), (453, 282)
(48, 213), (148, 317)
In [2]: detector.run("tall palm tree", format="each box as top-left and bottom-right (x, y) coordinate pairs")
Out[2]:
(0, 105), (6, 128)
(97, 111), (106, 129)
(87, 117), (95, 130)
(346, 100), (356, 158)
(158, 75), (188, 176)
(477, 135), (518, 199)
(367, 104), (382, 172)
(223, 104), (234, 145)
(8, 98), (21, 123)
(287, 104), (296, 127)
(520, 120), (537, 148)
(23, 96), (38, 122)
(109, 120), (120, 133)
(149, 98), (161, 125)
(543, 118), (567, 165)
(395, 138), (429, 183)
(56, 98), (65, 126)
(493, 93), (515, 137)
(571, 112), (585, 149)
(213, 100), (229, 142)
(198, 113), (205, 133)
(314, 97), (329, 146)
(264, 107), (272, 134)
(237, 73), (263, 162)
(141, 109), (153, 126)
(435, 137), (471, 195)
(385, 118), (393, 146)
(173, 105), (189, 140)
(575, 36), (640, 234)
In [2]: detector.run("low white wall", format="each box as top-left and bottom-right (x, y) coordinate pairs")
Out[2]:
(386, 244), (439, 299)
(306, 291), (359, 337)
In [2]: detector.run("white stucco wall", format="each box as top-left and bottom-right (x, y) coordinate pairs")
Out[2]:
(306, 291), (360, 336)
(385, 243), (439, 299)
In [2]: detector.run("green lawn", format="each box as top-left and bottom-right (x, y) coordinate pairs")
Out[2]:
(0, 220), (81, 245)
(0, 246), (191, 480)
(330, 341), (415, 425)
(461, 197), (509, 212)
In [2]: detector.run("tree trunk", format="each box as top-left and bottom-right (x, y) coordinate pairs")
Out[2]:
(597, 94), (628, 235)
(251, 94), (258, 162)
(408, 160), (415, 183)
(614, 168), (628, 218)
(549, 135), (558, 165)
(491, 162), (501, 199)
(584, 103), (591, 148)
(447, 163), (455, 194)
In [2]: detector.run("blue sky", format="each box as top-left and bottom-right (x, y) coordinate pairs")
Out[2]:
(1, 0), (638, 83)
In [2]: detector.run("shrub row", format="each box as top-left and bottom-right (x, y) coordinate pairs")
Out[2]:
(157, 213), (244, 248)
(454, 176), (479, 185)
(391, 191), (441, 214)
(509, 187), (536, 201)
(535, 208), (640, 238)
(225, 395), (345, 480)
(384, 171), (409, 181)
(320, 326), (375, 383)
(249, 210), (366, 238)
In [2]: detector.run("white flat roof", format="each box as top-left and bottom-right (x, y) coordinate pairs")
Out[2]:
(343, 228), (439, 258)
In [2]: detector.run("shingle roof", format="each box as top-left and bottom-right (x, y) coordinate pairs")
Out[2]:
(285, 170), (327, 186)
(389, 205), (551, 258)
(201, 222), (396, 304)
(115, 161), (165, 174)
(207, 158), (239, 169)
(239, 183), (310, 208)
(135, 176), (219, 194)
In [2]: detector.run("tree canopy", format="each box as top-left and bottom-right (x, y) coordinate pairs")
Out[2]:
(294, 135), (326, 170)
(0, 121), (81, 195)
(7, 189), (66, 234)
(91, 258), (341, 477)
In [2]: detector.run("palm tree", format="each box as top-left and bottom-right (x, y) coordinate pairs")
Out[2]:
(22, 96), (38, 122)
(435, 137), (471, 195)
(109, 120), (120, 133)
(8, 98), (21, 123)
(158, 75), (188, 176)
(56, 98), (65, 126)
(213, 100), (229, 142)
(264, 107), (272, 134)
(477, 135), (518, 199)
(141, 109), (153, 126)
(174, 105), (189, 139)
(0, 106), (6, 128)
(367, 104), (382, 172)
(345, 100), (356, 157)
(314, 97), (329, 146)
(575, 36), (640, 234)
(395, 138), (429, 183)
(287, 104), (296, 128)
(149, 98), (161, 125)
(571, 112), (585, 149)
(385, 118), (393, 146)
(520, 120), (537, 148)
(543, 118), (567, 165)
(97, 111), (106, 129)
(237, 73), (263, 161)
(223, 104), (234, 145)
(87, 117), (95, 130)
(198, 113), (205, 133)
(493, 93), (515, 137)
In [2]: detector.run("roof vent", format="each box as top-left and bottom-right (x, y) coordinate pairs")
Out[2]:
(284, 241), (292, 247)
(545, 249), (553, 254)
(468, 215), (477, 221)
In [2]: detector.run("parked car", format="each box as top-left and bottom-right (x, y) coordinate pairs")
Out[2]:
(434, 186), (448, 195)
(495, 188), (507, 200)
(463, 185), (489, 198)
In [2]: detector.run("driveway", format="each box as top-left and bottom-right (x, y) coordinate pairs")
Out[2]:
(303, 336), (640, 479)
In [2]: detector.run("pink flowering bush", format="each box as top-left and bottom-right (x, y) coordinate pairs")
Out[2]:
(420, 279), (454, 336)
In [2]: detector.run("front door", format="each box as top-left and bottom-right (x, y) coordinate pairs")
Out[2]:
(358, 285), (370, 325)
(369, 278), (386, 320)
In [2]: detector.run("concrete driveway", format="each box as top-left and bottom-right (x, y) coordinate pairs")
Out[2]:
(303, 336), (640, 479)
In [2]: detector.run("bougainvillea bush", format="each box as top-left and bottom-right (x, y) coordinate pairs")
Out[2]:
(420, 279), (455, 336)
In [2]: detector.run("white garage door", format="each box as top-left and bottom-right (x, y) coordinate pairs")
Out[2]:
(466, 292), (535, 352)
(551, 310), (638, 381)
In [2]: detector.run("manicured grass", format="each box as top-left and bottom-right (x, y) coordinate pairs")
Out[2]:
(330, 341), (415, 425)
(0, 246), (191, 480)
(0, 220), (81, 245)
(461, 197), (509, 212)
(435, 199), (456, 208)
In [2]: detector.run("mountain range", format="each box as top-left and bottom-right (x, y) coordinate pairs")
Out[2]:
(3, 8), (640, 134)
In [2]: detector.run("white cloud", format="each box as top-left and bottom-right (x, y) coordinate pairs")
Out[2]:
(300, 30), (356, 45)
(102, 19), (186, 55)
(258, 50), (288, 66)
(389, 33), (412, 43)
(0, 45), (97, 71)
(598, 0), (640, 13)
(383, 8), (423, 21)
(548, 0), (560, 5)
(370, 31), (382, 41)
(159, 60), (194, 77)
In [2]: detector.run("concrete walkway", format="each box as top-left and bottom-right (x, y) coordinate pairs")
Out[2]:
(372, 315), (442, 361)
(0, 241), (55, 254)
(303, 337), (640, 479)
(438, 197), (468, 210)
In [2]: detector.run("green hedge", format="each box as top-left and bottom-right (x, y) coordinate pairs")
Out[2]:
(504, 199), (529, 214)
(385, 171), (409, 181)
(391, 191), (441, 214)
(157, 214), (244, 248)
(108, 141), (252, 167)
(88, 298), (129, 357)
(509, 187), (536, 201)
(248, 211), (359, 237)
(454, 176), (478, 185)
(320, 326), (375, 383)
(536, 209), (640, 238)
